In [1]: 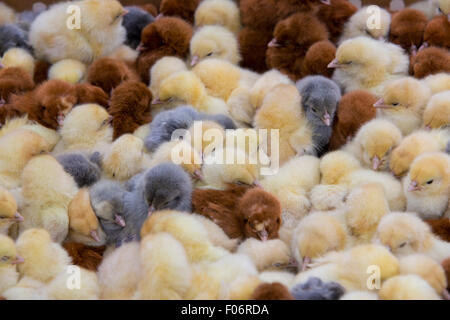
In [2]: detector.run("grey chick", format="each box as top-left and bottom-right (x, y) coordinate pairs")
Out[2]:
(296, 75), (341, 156)
(291, 277), (345, 300)
(122, 6), (154, 49)
(16, 3), (47, 31)
(56, 153), (102, 188)
(0, 24), (32, 56)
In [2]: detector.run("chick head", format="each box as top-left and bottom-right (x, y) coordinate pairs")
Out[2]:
(80, 0), (127, 29)
(156, 71), (206, 107)
(320, 151), (360, 184)
(0, 186), (20, 221)
(239, 188), (282, 242)
(379, 274), (441, 300)
(348, 6), (391, 40)
(0, 234), (22, 266)
(1, 47), (35, 76)
(149, 56), (187, 97)
(406, 152), (450, 196)
(194, 0), (241, 34)
(48, 59), (87, 84)
(190, 25), (241, 67)
(376, 212), (433, 255)
(356, 119), (402, 171)
(423, 91), (450, 129)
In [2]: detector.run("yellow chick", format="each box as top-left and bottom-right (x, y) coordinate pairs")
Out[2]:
(291, 211), (347, 270)
(48, 59), (87, 84)
(339, 6), (391, 44)
(1, 47), (35, 76)
(0, 2), (15, 25)
(0, 234), (21, 294)
(438, 0), (450, 16)
(320, 151), (361, 185)
(377, 212), (450, 263)
(0, 129), (50, 189)
(56, 103), (113, 152)
(0, 186), (22, 235)
(134, 232), (192, 300)
(190, 25), (241, 67)
(194, 0), (241, 35)
(16, 228), (71, 283)
(67, 188), (106, 246)
(149, 56), (187, 102)
(2, 276), (46, 300)
(102, 134), (147, 181)
(29, 0), (127, 64)
(375, 77), (432, 135)
(20, 155), (79, 243)
(330, 37), (409, 95)
(155, 70), (229, 115)
(309, 184), (349, 211)
(250, 69), (293, 110)
(422, 73), (450, 95)
(423, 91), (450, 129)
(344, 119), (403, 171)
(404, 152), (450, 219)
(97, 242), (141, 300)
(254, 84), (314, 163)
(379, 275), (441, 300)
(191, 214), (239, 251)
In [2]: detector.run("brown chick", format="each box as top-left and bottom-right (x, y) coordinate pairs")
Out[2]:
(410, 46), (450, 79)
(87, 57), (140, 94)
(238, 27), (272, 73)
(302, 40), (337, 79)
(62, 242), (106, 272)
(316, 0), (357, 43)
(329, 90), (377, 151)
(389, 8), (428, 53)
(251, 282), (294, 300)
(33, 60), (51, 85)
(109, 81), (152, 140)
(423, 15), (450, 50)
(159, 0), (201, 24)
(75, 83), (109, 108)
(0, 67), (34, 104)
(136, 17), (193, 84)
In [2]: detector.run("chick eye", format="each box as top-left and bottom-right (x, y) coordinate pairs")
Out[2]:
(276, 218), (281, 224)
(391, 102), (399, 106)
(426, 180), (433, 184)
(243, 218), (248, 223)
(398, 242), (407, 248)
(311, 108), (318, 113)
(1, 256), (9, 262)
(206, 52), (213, 57)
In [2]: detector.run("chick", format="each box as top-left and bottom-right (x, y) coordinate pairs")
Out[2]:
(410, 46), (450, 79)
(29, 0), (126, 64)
(316, 0), (357, 43)
(148, 56), (187, 99)
(0, 67), (34, 105)
(250, 69), (293, 110)
(190, 25), (241, 67)
(296, 76), (341, 155)
(16, 228), (71, 283)
(423, 72), (450, 95)
(1, 47), (35, 77)
(20, 155), (79, 243)
(48, 59), (87, 84)
(159, 0), (201, 24)
(56, 153), (101, 188)
(301, 40), (337, 79)
(251, 282), (294, 300)
(291, 277), (345, 300)
(0, 234), (21, 294)
(404, 152), (450, 219)
(309, 184), (348, 211)
(0, 24), (32, 56)
(423, 15), (450, 50)
(379, 275), (441, 300)
(339, 6), (391, 44)
(45, 267), (99, 300)
(375, 77), (431, 135)
(344, 119), (402, 171)
(423, 91), (450, 129)
(122, 6), (154, 50)
(0, 186), (21, 235)
(329, 90), (377, 150)
(389, 9), (428, 52)
(330, 37), (409, 95)
(195, 0), (241, 35)
(75, 83), (109, 108)
(376, 212), (450, 263)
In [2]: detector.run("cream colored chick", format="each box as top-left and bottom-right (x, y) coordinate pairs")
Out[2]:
(0, 2), (15, 25)
(250, 69), (293, 110)
(190, 25), (241, 67)
(195, 0), (241, 35)
(375, 77), (432, 135)
(102, 134), (148, 181)
(309, 184), (349, 211)
(45, 267), (99, 300)
(1, 48), (35, 76)
(410, 0), (440, 19)
(0, 234), (21, 294)
(330, 37), (409, 95)
(390, 129), (449, 177)
(16, 228), (71, 283)
(345, 183), (389, 243)
(29, 0), (126, 64)
(0, 129), (50, 189)
(254, 84), (314, 163)
(20, 155), (79, 242)
(155, 70), (229, 115)
(376, 212), (450, 263)
(237, 238), (294, 272)
(291, 212), (347, 270)
(134, 232), (192, 300)
(48, 59), (87, 84)
(2, 276), (46, 300)
(399, 254), (449, 298)
(149, 56), (187, 102)
(56, 103), (113, 152)
(0, 186), (22, 235)
(97, 242), (141, 300)
(141, 210), (228, 264)
(422, 73), (450, 95)
(191, 214), (239, 251)
(404, 152), (450, 219)
(379, 275), (441, 300)
(423, 91), (450, 129)
(344, 119), (402, 171)
(339, 6), (391, 44)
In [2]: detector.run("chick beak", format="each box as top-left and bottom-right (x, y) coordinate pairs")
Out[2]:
(268, 38), (281, 48)
(327, 59), (340, 69)
(0, 62), (4, 69)
(252, 180), (262, 188)
(136, 43), (147, 52)
(90, 230), (100, 243)
(257, 229), (269, 242)
(152, 97), (164, 105)
(114, 214), (126, 227)
(0, 97), (5, 105)
(156, 13), (164, 20)
(14, 212), (24, 222)
(442, 289), (450, 300)
(121, 9), (129, 17)
(373, 98), (392, 109)
(287, 258), (299, 270)
(418, 42), (428, 52)
(447, 13), (450, 23)
(322, 112), (331, 126)
(425, 125), (432, 131)
(191, 55), (199, 67)
(321, 0), (331, 4)
(57, 113), (65, 127)
(301, 256), (311, 272)
(193, 169), (203, 181)
(408, 180), (421, 192)
(372, 156), (381, 171)
(148, 205), (156, 217)
(11, 255), (24, 265)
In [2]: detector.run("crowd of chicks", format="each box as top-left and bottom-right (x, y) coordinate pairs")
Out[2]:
(0, 0), (448, 300)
